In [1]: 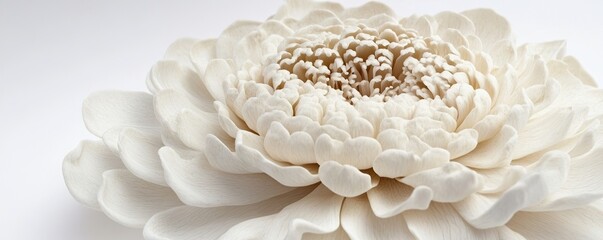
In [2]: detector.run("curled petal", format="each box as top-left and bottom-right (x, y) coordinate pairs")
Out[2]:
(217, 185), (344, 240)
(98, 169), (182, 228)
(367, 179), (433, 218)
(118, 128), (166, 186)
(318, 161), (377, 197)
(508, 207), (603, 239)
(83, 91), (159, 137)
(315, 134), (382, 170)
(63, 141), (124, 209)
(401, 162), (482, 203)
(159, 147), (295, 207)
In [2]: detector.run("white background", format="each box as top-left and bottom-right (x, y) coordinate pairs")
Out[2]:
(1, 0), (602, 239)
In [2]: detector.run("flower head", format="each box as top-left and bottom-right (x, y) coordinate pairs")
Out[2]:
(64, 0), (603, 239)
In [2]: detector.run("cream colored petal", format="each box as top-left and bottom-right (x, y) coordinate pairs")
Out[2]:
(83, 91), (159, 137)
(215, 101), (249, 138)
(517, 40), (566, 62)
(315, 134), (382, 170)
(318, 161), (376, 197)
(217, 185), (344, 240)
(143, 186), (315, 240)
(367, 179), (433, 218)
(302, 227), (350, 240)
(117, 128), (166, 186)
(507, 206), (603, 239)
(461, 9), (511, 51)
(63, 141), (125, 209)
(455, 125), (517, 169)
(373, 148), (449, 178)
(457, 89), (492, 130)
(296, 9), (342, 28)
(190, 39), (216, 75)
(205, 134), (258, 174)
(434, 11), (475, 35)
(404, 203), (525, 240)
(98, 169), (182, 228)
(202, 59), (234, 103)
(235, 130), (320, 187)
(162, 38), (198, 69)
(527, 144), (603, 211)
(241, 95), (293, 132)
(489, 39), (517, 67)
(400, 15), (433, 37)
(512, 107), (586, 159)
(564, 55), (597, 87)
(265, 122), (317, 165)
(176, 108), (231, 152)
(148, 60), (214, 112)
(342, 195), (416, 240)
(216, 20), (260, 59)
(339, 1), (396, 19)
(159, 147), (295, 207)
(273, 0), (343, 20)
(401, 162), (482, 203)
(453, 151), (570, 229)
(477, 166), (526, 194)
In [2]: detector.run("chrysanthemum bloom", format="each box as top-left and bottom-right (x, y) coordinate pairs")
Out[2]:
(63, 0), (603, 239)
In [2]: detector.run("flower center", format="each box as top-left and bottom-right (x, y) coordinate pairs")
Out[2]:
(263, 24), (475, 102)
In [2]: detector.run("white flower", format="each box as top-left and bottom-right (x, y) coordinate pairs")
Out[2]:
(63, 0), (603, 239)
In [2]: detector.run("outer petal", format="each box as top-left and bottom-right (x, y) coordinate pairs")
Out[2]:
(63, 140), (124, 209)
(507, 206), (603, 239)
(342, 196), (416, 240)
(404, 203), (525, 240)
(143, 186), (316, 240)
(159, 147), (295, 207)
(216, 21), (260, 59)
(217, 185), (344, 240)
(367, 179), (433, 218)
(273, 0), (343, 20)
(98, 169), (182, 228)
(236, 130), (320, 187)
(400, 162), (482, 202)
(118, 128), (166, 186)
(83, 91), (159, 137)
(318, 161), (377, 197)
(461, 9), (511, 51)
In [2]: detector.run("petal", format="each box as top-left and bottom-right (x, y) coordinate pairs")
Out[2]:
(148, 60), (214, 112)
(162, 38), (198, 68)
(236, 130), (320, 187)
(318, 161), (376, 197)
(434, 11), (475, 35)
(303, 227), (350, 240)
(63, 141), (124, 209)
(273, 0), (343, 20)
(339, 1), (396, 19)
(176, 108), (231, 152)
(315, 134), (382, 170)
(517, 40), (566, 62)
(159, 147), (295, 207)
(373, 148), (449, 178)
(202, 59), (234, 103)
(341, 195), (416, 240)
(455, 125), (517, 169)
(98, 169), (182, 228)
(453, 151), (570, 229)
(461, 9), (511, 51)
(507, 206), (603, 239)
(190, 38), (216, 75)
(404, 203), (524, 240)
(118, 128), (166, 186)
(401, 162), (482, 203)
(527, 144), (603, 211)
(83, 91), (159, 137)
(143, 186), (315, 240)
(564, 56), (597, 87)
(205, 134), (258, 174)
(367, 179), (433, 218)
(217, 185), (344, 240)
(264, 122), (317, 165)
(216, 20), (260, 59)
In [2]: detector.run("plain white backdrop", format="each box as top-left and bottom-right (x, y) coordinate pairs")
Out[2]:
(1, 0), (602, 239)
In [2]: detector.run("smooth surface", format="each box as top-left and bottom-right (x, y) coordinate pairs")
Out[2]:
(1, 0), (602, 239)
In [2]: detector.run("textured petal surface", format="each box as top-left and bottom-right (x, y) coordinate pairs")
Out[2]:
(342, 196), (416, 240)
(218, 185), (344, 240)
(63, 141), (124, 209)
(508, 206), (603, 240)
(98, 169), (182, 228)
(159, 147), (295, 207)
(143, 186), (315, 240)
